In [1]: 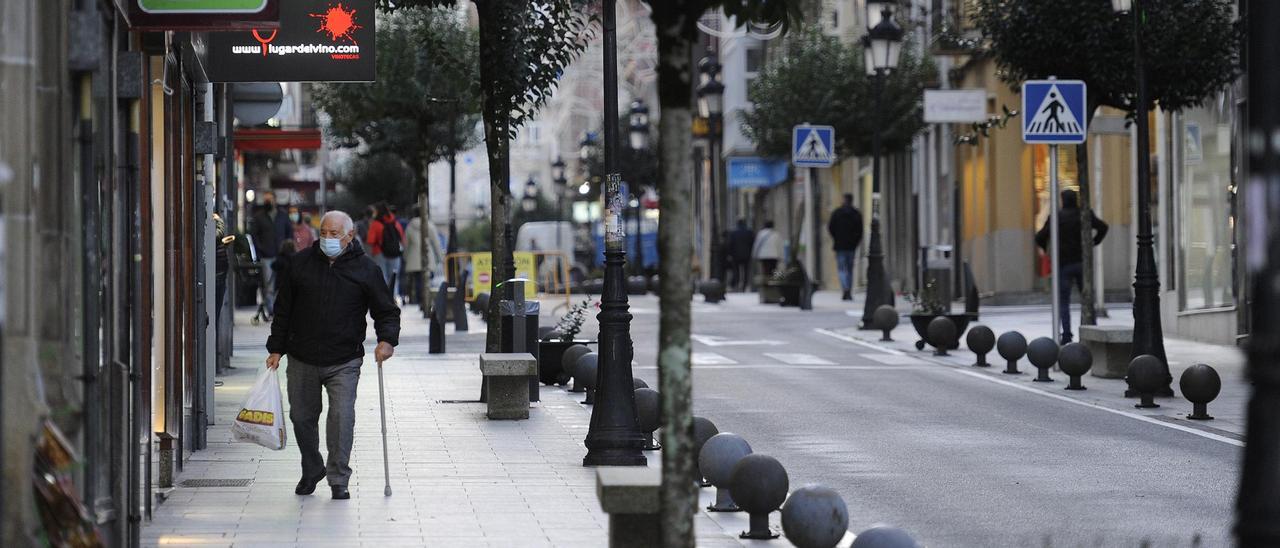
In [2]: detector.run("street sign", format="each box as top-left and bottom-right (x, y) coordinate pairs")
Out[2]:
(139, 0), (266, 12)
(727, 157), (789, 189)
(792, 125), (836, 168)
(127, 0), (278, 30)
(924, 89), (987, 123)
(1022, 80), (1088, 144)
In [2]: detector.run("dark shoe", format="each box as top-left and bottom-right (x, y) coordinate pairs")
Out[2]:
(295, 471), (326, 495)
(1060, 334), (1074, 345)
(841, 291), (852, 301)
(331, 485), (350, 500)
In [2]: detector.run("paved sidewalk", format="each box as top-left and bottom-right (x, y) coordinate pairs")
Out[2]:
(143, 307), (837, 547)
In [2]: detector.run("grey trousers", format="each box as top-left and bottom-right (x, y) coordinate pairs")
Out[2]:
(286, 356), (361, 487)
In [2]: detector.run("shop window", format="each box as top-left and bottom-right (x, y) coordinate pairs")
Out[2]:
(1175, 96), (1237, 310)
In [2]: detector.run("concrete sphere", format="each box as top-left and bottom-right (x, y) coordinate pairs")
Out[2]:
(1058, 342), (1093, 377)
(633, 377), (649, 390)
(692, 417), (720, 458)
(647, 274), (661, 292)
(1127, 354), (1165, 395)
(926, 316), (958, 350)
(1180, 363), (1222, 404)
(728, 454), (789, 514)
(576, 353), (599, 390)
(698, 433), (753, 488)
(474, 292), (490, 314)
(851, 526), (920, 548)
(627, 276), (649, 295)
(996, 331), (1028, 361)
(1026, 337), (1060, 370)
(966, 324), (995, 355)
(562, 345), (592, 378)
(781, 485), (849, 548)
(634, 388), (661, 433)
(873, 305), (899, 331)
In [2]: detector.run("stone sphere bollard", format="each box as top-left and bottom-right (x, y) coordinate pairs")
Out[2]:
(577, 353), (599, 405)
(729, 454), (789, 539)
(1180, 363), (1221, 420)
(647, 274), (661, 292)
(702, 279), (726, 303)
(873, 305), (899, 342)
(927, 316), (958, 356)
(1128, 354), (1165, 409)
(564, 346), (592, 391)
(473, 292), (490, 317)
(1058, 342), (1093, 390)
(966, 324), (995, 367)
(692, 417), (720, 487)
(781, 485), (849, 548)
(851, 526), (920, 548)
(634, 388), (662, 450)
(699, 433), (752, 512)
(997, 331), (1028, 375)
(633, 377), (649, 390)
(1026, 337), (1059, 383)
(627, 275), (649, 295)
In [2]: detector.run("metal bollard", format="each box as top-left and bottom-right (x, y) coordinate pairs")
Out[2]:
(1179, 363), (1221, 420)
(578, 353), (599, 405)
(997, 331), (1027, 375)
(1058, 343), (1093, 390)
(851, 526), (920, 548)
(633, 377), (649, 390)
(781, 485), (849, 548)
(692, 417), (719, 488)
(873, 305), (899, 342)
(429, 281), (449, 354)
(729, 454), (788, 539)
(634, 388), (662, 450)
(927, 316), (957, 356)
(1026, 337), (1059, 383)
(562, 346), (592, 389)
(699, 433), (752, 512)
(966, 325), (995, 367)
(1128, 355), (1164, 409)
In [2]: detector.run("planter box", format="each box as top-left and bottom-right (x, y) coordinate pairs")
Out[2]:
(909, 313), (975, 351)
(537, 339), (597, 386)
(759, 282), (782, 304)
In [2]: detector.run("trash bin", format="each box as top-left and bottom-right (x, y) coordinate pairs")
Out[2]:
(499, 300), (541, 402)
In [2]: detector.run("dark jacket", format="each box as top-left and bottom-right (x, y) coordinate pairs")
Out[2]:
(728, 227), (755, 263)
(271, 252), (293, 292)
(1035, 207), (1109, 266)
(828, 205), (864, 251)
(266, 241), (401, 366)
(251, 207), (292, 259)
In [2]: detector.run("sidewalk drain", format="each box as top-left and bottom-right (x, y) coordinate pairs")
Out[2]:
(180, 479), (253, 488)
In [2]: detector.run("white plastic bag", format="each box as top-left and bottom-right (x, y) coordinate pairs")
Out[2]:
(231, 368), (287, 450)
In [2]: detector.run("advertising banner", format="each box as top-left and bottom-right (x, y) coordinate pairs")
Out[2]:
(127, 0), (279, 30)
(208, 0), (375, 82)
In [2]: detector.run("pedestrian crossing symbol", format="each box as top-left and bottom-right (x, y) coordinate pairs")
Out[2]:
(1022, 80), (1088, 144)
(792, 125), (836, 167)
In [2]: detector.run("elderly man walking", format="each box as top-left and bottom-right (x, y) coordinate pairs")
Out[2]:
(266, 210), (401, 500)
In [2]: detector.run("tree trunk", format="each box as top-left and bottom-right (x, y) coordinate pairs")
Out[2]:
(1077, 105), (1098, 327)
(418, 158), (431, 318)
(653, 11), (696, 547)
(475, 0), (513, 352)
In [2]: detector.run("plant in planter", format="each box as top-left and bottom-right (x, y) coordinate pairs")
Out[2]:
(904, 280), (972, 350)
(537, 299), (597, 385)
(770, 261), (808, 307)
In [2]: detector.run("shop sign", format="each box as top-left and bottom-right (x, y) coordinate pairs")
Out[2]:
(207, 0), (375, 82)
(127, 0), (279, 30)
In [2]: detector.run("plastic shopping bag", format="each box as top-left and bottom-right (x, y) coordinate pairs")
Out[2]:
(231, 368), (288, 450)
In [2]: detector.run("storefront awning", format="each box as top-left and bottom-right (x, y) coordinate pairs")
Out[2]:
(234, 128), (322, 151)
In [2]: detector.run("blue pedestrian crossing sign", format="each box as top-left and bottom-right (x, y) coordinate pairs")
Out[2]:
(1022, 80), (1088, 144)
(792, 125), (836, 168)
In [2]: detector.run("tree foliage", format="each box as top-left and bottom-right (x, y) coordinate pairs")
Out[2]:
(974, 0), (1240, 116)
(327, 153), (420, 213)
(740, 28), (931, 160)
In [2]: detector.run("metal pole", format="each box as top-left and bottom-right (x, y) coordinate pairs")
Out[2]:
(1049, 145), (1061, 341)
(448, 155), (458, 255)
(1129, 0), (1170, 385)
(861, 71), (893, 328)
(1236, 1), (1280, 543)
(709, 135), (722, 283)
(583, 0), (645, 467)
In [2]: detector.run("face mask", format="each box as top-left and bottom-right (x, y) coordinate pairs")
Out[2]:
(320, 237), (344, 258)
(289, 213), (300, 223)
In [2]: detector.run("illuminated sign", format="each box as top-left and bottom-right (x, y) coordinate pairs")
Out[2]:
(208, 0), (375, 83)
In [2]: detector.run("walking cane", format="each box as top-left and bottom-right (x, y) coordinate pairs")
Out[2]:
(376, 358), (392, 496)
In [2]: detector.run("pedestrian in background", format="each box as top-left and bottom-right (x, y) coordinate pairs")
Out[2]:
(752, 220), (784, 280)
(827, 194), (864, 301)
(250, 191), (292, 313)
(291, 206), (316, 249)
(1036, 189), (1109, 344)
(728, 219), (756, 291)
(366, 202), (405, 292)
(266, 210), (400, 501)
(403, 208), (423, 305)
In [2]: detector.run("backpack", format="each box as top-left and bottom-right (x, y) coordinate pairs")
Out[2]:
(379, 218), (403, 257)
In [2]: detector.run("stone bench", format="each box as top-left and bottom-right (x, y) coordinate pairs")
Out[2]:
(479, 353), (537, 420)
(1080, 325), (1133, 379)
(596, 467), (661, 548)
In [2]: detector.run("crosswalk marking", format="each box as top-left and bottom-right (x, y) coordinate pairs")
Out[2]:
(692, 352), (738, 365)
(859, 353), (927, 365)
(764, 353), (834, 365)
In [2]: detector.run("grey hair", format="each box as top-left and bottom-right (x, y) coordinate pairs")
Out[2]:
(321, 210), (355, 234)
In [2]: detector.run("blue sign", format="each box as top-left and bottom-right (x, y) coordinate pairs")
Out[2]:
(727, 157), (789, 189)
(1022, 80), (1088, 144)
(792, 125), (836, 167)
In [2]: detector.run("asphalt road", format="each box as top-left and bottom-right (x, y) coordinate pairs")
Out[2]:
(622, 293), (1240, 548)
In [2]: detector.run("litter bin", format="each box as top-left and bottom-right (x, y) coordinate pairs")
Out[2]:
(499, 299), (541, 402)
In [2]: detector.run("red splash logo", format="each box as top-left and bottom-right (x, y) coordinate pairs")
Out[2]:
(311, 3), (361, 45)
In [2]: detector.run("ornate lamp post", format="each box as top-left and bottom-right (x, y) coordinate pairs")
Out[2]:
(583, 0), (646, 467)
(629, 99), (651, 276)
(551, 156), (568, 257)
(1112, 0), (1169, 395)
(697, 56), (726, 290)
(858, 1), (904, 330)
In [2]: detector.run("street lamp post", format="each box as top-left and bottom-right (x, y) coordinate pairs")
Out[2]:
(522, 176), (539, 214)
(583, 0), (646, 467)
(629, 100), (650, 276)
(698, 57), (726, 291)
(1112, 0), (1170, 394)
(858, 2), (904, 330)
(551, 157), (568, 261)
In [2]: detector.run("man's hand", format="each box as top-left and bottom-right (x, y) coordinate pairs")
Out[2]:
(266, 353), (282, 370)
(375, 342), (395, 363)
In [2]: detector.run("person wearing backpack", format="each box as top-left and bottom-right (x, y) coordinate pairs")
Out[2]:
(366, 202), (405, 292)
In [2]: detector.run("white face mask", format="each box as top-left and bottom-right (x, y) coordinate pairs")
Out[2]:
(290, 213), (300, 223)
(320, 237), (344, 257)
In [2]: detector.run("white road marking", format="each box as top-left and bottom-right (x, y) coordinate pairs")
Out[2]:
(692, 334), (786, 347)
(952, 369), (1244, 447)
(633, 364), (924, 371)
(764, 353), (835, 365)
(859, 353), (927, 365)
(814, 328), (906, 356)
(692, 352), (737, 365)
